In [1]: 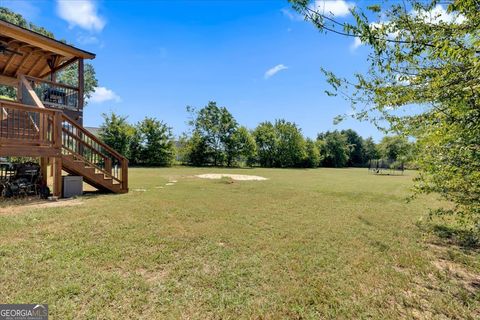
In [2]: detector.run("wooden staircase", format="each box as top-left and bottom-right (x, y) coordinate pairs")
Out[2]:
(0, 99), (128, 196)
(60, 113), (128, 194)
(62, 154), (124, 193)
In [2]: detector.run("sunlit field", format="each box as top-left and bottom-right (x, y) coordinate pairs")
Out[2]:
(0, 167), (478, 319)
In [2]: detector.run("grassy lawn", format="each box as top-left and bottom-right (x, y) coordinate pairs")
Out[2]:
(0, 167), (478, 319)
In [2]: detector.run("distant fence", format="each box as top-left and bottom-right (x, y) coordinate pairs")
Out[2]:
(368, 159), (404, 175)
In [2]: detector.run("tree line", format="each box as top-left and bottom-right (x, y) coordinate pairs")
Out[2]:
(99, 101), (415, 168)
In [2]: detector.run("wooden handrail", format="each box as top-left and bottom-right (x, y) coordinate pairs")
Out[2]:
(22, 74), (80, 112)
(61, 113), (127, 161)
(62, 127), (110, 161)
(24, 75), (79, 91)
(0, 100), (61, 149)
(0, 99), (56, 115)
(62, 145), (123, 184)
(61, 112), (128, 190)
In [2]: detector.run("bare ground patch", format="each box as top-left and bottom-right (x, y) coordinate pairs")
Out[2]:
(0, 199), (83, 216)
(195, 173), (268, 181)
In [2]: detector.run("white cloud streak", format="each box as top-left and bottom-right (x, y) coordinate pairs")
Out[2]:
(264, 64), (288, 79)
(411, 4), (465, 24)
(350, 37), (362, 51)
(281, 8), (303, 21)
(350, 4), (465, 51)
(89, 87), (121, 103)
(313, 0), (354, 17)
(56, 0), (106, 32)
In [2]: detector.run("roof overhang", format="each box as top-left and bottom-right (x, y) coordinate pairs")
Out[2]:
(0, 19), (95, 82)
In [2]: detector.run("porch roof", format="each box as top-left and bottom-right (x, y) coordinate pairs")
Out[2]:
(0, 19), (95, 86)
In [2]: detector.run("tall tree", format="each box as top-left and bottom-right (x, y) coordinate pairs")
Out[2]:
(303, 138), (321, 168)
(341, 129), (365, 166)
(252, 121), (277, 167)
(318, 131), (350, 168)
(274, 119), (306, 167)
(136, 117), (175, 167)
(290, 0), (480, 226)
(180, 131), (210, 166)
(99, 112), (135, 158)
(189, 102), (238, 166)
(363, 137), (379, 163)
(233, 126), (257, 167)
(378, 136), (411, 162)
(57, 64), (98, 104)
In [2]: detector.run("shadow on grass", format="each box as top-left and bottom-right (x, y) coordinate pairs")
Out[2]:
(431, 224), (480, 251)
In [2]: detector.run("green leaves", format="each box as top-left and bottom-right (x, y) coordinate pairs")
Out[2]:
(99, 112), (135, 158)
(291, 0), (480, 228)
(187, 101), (239, 166)
(99, 112), (175, 167)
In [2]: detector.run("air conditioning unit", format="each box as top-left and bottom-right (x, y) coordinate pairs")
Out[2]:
(62, 175), (83, 198)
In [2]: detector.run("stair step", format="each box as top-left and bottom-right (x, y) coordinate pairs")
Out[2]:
(61, 152), (125, 194)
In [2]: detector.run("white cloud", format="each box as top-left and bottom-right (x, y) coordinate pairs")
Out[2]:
(89, 87), (121, 103)
(351, 5), (465, 52)
(56, 0), (106, 32)
(350, 21), (399, 51)
(313, 0), (354, 17)
(264, 64), (288, 79)
(77, 34), (100, 45)
(411, 4), (465, 24)
(350, 37), (362, 51)
(281, 8), (303, 21)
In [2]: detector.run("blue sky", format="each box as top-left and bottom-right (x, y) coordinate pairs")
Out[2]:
(1, 0), (385, 140)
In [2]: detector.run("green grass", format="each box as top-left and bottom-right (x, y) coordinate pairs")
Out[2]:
(0, 167), (478, 319)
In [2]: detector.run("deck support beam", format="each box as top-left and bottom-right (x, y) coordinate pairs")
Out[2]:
(53, 156), (62, 197)
(40, 157), (48, 186)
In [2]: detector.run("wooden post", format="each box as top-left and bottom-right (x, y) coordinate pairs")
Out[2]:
(121, 158), (128, 192)
(77, 59), (84, 156)
(53, 156), (62, 197)
(53, 111), (62, 149)
(48, 55), (57, 82)
(105, 158), (112, 174)
(40, 157), (48, 186)
(78, 59), (84, 112)
(50, 157), (54, 177)
(53, 110), (63, 197)
(17, 77), (22, 102)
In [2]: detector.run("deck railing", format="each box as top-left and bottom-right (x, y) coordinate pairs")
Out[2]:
(0, 100), (58, 147)
(1, 84), (128, 192)
(21, 75), (79, 111)
(61, 113), (128, 190)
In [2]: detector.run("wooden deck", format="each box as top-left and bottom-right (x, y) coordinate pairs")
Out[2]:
(0, 19), (128, 197)
(0, 99), (128, 196)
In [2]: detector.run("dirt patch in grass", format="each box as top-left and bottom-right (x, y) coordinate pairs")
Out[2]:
(0, 199), (83, 215)
(196, 173), (268, 181)
(433, 258), (480, 294)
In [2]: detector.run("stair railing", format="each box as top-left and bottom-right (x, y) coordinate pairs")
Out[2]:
(60, 113), (128, 191)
